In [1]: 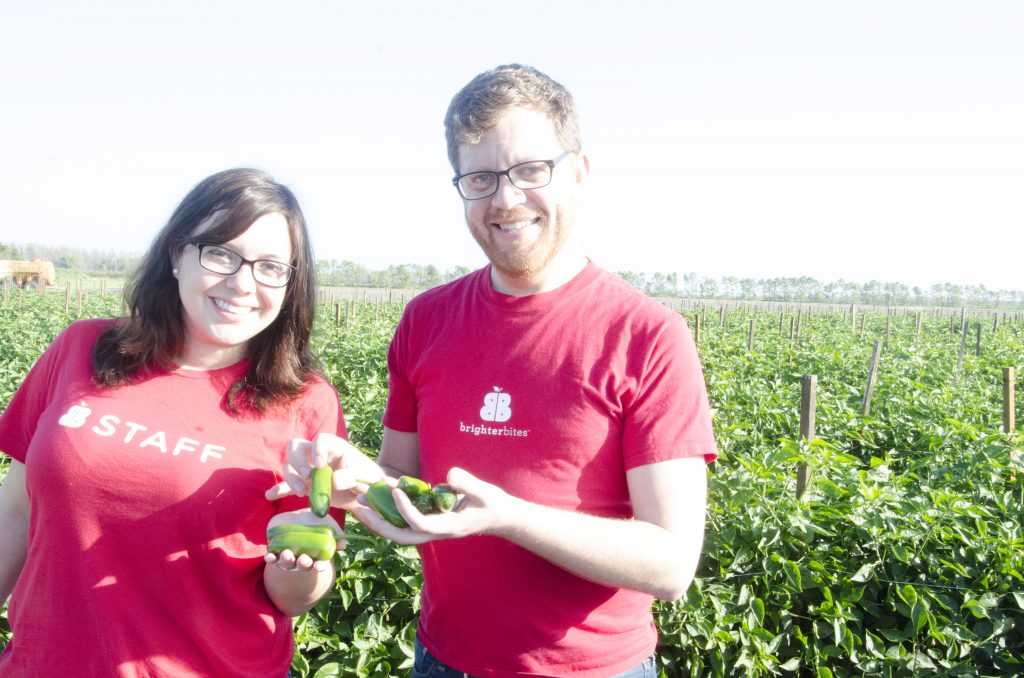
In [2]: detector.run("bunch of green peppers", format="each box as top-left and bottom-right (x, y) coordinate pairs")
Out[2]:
(265, 469), (458, 560)
(365, 476), (458, 528)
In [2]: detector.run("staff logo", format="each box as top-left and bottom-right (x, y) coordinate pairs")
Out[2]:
(58, 402), (91, 428)
(479, 387), (512, 422)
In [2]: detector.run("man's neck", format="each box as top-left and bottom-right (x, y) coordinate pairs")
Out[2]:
(490, 252), (589, 297)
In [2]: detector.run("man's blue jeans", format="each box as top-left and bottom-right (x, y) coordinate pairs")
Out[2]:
(411, 637), (658, 678)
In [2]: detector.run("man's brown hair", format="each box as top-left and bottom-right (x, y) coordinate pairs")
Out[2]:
(444, 64), (582, 174)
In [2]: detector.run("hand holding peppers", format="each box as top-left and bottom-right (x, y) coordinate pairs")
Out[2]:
(264, 466), (358, 563)
(364, 476), (459, 528)
(263, 509), (346, 571)
(264, 434), (387, 513)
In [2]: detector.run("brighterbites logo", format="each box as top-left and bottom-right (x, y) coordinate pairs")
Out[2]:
(480, 386), (511, 422)
(459, 387), (530, 438)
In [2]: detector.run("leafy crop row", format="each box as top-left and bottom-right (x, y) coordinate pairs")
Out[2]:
(1, 291), (1021, 676)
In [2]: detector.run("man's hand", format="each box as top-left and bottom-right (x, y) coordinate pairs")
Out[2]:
(350, 467), (517, 544)
(265, 433), (384, 512)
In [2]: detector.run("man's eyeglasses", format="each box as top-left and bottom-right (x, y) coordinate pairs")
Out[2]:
(193, 243), (295, 288)
(452, 150), (573, 200)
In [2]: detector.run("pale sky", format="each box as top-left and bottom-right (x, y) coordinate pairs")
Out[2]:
(2, 1), (1021, 291)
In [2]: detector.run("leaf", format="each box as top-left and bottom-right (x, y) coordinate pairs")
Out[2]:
(338, 587), (353, 610)
(783, 560), (802, 591)
(748, 597), (765, 627)
(313, 662), (343, 678)
(911, 600), (928, 632)
(962, 599), (989, 620)
(851, 563), (874, 583)
(898, 584), (918, 608)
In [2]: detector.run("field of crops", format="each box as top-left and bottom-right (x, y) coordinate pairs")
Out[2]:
(1, 288), (1022, 677)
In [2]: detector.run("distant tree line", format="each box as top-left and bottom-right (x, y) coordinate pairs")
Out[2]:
(3, 242), (1020, 309)
(317, 260), (473, 290)
(1, 242), (137, 275)
(616, 271), (1024, 309)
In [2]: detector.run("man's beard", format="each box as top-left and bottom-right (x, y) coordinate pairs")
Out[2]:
(471, 205), (573, 279)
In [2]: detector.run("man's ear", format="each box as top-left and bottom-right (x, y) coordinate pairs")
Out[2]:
(573, 151), (591, 186)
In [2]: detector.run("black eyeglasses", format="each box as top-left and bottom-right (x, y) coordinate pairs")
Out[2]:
(193, 243), (295, 288)
(452, 150), (573, 200)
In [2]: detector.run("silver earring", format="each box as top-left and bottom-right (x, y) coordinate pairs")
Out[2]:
(172, 268), (179, 275)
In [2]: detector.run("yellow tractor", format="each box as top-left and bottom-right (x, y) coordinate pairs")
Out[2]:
(0, 259), (56, 290)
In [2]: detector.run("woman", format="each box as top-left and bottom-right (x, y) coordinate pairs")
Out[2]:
(0, 168), (345, 676)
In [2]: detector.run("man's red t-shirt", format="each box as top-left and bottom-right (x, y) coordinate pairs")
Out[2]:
(384, 262), (717, 677)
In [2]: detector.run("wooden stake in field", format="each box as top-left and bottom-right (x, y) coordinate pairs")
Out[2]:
(1004, 367), (1016, 434)
(956, 316), (968, 376)
(862, 340), (883, 416)
(747, 318), (755, 352)
(797, 375), (817, 499)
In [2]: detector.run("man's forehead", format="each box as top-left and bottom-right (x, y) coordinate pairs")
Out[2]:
(456, 110), (562, 169)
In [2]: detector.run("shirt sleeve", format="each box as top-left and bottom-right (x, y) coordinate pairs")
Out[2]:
(621, 313), (718, 469)
(0, 325), (73, 463)
(381, 311), (418, 433)
(300, 377), (348, 440)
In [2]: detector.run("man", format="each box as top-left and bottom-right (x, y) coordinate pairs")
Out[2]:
(276, 64), (717, 677)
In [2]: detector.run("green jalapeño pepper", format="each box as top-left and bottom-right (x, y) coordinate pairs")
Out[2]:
(266, 524), (337, 561)
(309, 465), (333, 518)
(266, 524), (333, 540)
(431, 483), (458, 512)
(366, 480), (408, 527)
(398, 475), (435, 513)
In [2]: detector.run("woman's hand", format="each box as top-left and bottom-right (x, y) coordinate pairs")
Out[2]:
(265, 433), (384, 512)
(263, 509), (344, 573)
